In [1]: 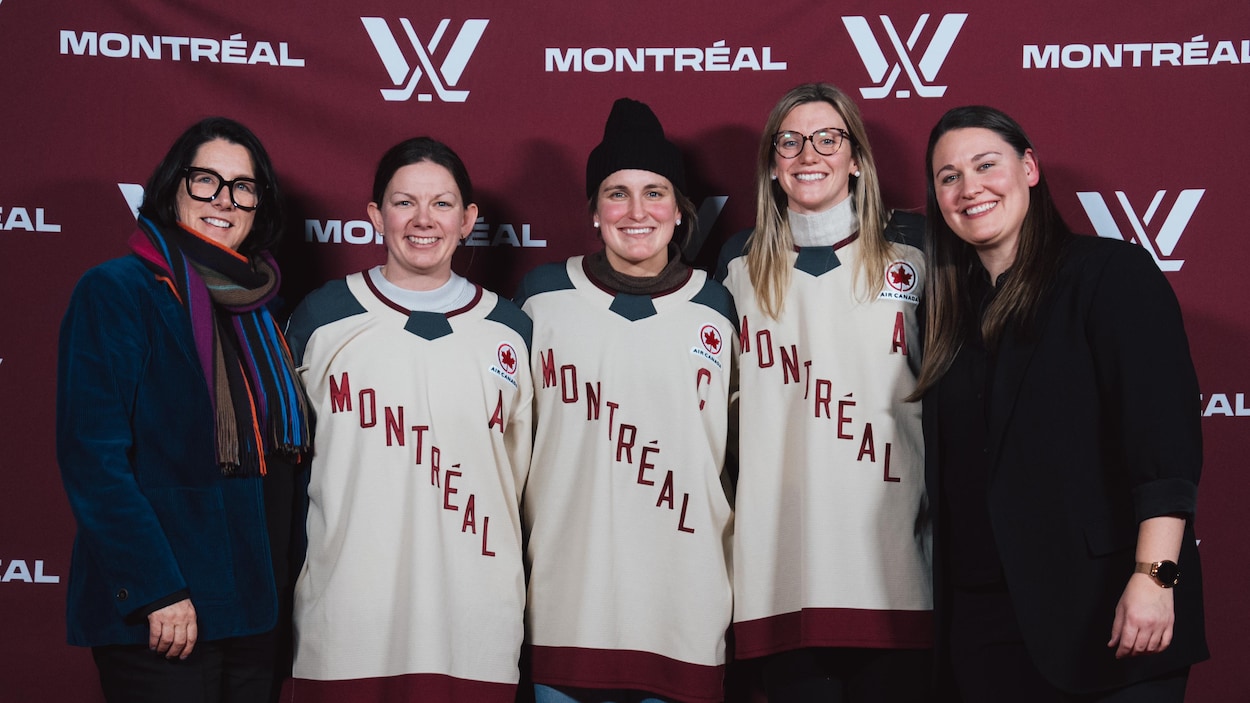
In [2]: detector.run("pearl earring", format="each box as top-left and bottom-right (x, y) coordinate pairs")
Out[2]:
(853, 170), (861, 177)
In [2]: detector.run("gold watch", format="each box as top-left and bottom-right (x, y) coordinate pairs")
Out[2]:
(1135, 560), (1179, 588)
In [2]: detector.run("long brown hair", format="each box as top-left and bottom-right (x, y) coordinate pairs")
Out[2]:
(911, 106), (1072, 398)
(745, 83), (890, 319)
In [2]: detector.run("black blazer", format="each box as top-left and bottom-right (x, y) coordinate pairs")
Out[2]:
(924, 235), (1208, 694)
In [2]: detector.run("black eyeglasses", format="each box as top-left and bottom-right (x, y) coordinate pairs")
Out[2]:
(772, 127), (853, 159)
(182, 167), (261, 211)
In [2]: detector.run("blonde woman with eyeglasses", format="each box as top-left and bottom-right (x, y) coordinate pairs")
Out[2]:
(716, 83), (932, 702)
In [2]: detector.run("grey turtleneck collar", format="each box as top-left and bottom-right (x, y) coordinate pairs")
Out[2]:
(788, 196), (857, 248)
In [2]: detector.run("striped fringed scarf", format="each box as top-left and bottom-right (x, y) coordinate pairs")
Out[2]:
(129, 215), (310, 475)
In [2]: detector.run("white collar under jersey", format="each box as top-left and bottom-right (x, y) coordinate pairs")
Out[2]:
(788, 196), (856, 248)
(366, 266), (475, 313)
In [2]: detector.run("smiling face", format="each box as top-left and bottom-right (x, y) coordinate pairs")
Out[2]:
(594, 169), (679, 277)
(174, 139), (257, 251)
(931, 127), (1039, 274)
(772, 101), (859, 216)
(368, 160), (478, 291)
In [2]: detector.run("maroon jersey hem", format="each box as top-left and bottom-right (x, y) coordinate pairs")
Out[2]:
(733, 607), (933, 659)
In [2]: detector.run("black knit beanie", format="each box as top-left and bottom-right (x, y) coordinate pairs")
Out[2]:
(585, 98), (686, 199)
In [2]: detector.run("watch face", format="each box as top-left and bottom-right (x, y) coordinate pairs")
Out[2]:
(1154, 561), (1180, 586)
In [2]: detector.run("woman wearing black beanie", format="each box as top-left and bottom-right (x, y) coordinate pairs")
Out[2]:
(516, 98), (736, 703)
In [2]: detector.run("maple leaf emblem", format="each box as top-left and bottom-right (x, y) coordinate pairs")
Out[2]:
(703, 328), (722, 353)
(889, 265), (913, 288)
(497, 343), (518, 373)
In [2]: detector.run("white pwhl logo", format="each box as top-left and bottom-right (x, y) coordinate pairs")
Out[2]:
(1076, 190), (1204, 272)
(361, 17), (488, 102)
(119, 183), (144, 219)
(842, 13), (967, 99)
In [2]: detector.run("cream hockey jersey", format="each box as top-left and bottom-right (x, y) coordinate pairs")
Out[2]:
(716, 212), (932, 659)
(285, 272), (533, 703)
(516, 257), (736, 703)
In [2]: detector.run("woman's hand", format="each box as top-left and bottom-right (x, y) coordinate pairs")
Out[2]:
(1108, 573), (1174, 658)
(148, 598), (198, 659)
(1108, 515), (1186, 659)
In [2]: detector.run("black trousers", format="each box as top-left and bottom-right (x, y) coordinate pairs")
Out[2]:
(92, 628), (281, 703)
(761, 646), (934, 702)
(950, 587), (1188, 703)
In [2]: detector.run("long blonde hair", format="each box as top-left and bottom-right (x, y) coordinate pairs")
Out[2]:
(745, 83), (891, 319)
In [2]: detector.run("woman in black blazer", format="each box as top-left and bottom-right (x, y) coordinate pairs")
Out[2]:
(912, 105), (1207, 701)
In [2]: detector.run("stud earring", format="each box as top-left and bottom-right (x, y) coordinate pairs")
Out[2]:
(853, 170), (861, 177)
(676, 218), (682, 225)
(593, 221), (600, 228)
(770, 173), (778, 180)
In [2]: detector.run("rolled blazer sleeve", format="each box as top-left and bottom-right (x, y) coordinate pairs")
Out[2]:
(1085, 243), (1202, 523)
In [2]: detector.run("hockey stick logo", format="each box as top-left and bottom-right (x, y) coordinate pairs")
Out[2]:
(361, 17), (488, 102)
(1077, 190), (1203, 271)
(842, 13), (967, 99)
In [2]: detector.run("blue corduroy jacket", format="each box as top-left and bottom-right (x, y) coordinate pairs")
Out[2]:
(57, 255), (278, 646)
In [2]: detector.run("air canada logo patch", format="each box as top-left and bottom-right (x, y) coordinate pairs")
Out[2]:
(490, 342), (519, 387)
(879, 260), (920, 304)
(691, 324), (724, 369)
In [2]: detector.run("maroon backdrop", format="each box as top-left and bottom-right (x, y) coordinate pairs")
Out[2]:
(2, 1), (1246, 700)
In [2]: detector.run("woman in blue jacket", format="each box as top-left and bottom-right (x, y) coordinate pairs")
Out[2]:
(57, 117), (309, 703)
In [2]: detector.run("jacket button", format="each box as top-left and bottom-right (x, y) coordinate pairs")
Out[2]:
(116, 588), (129, 601)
